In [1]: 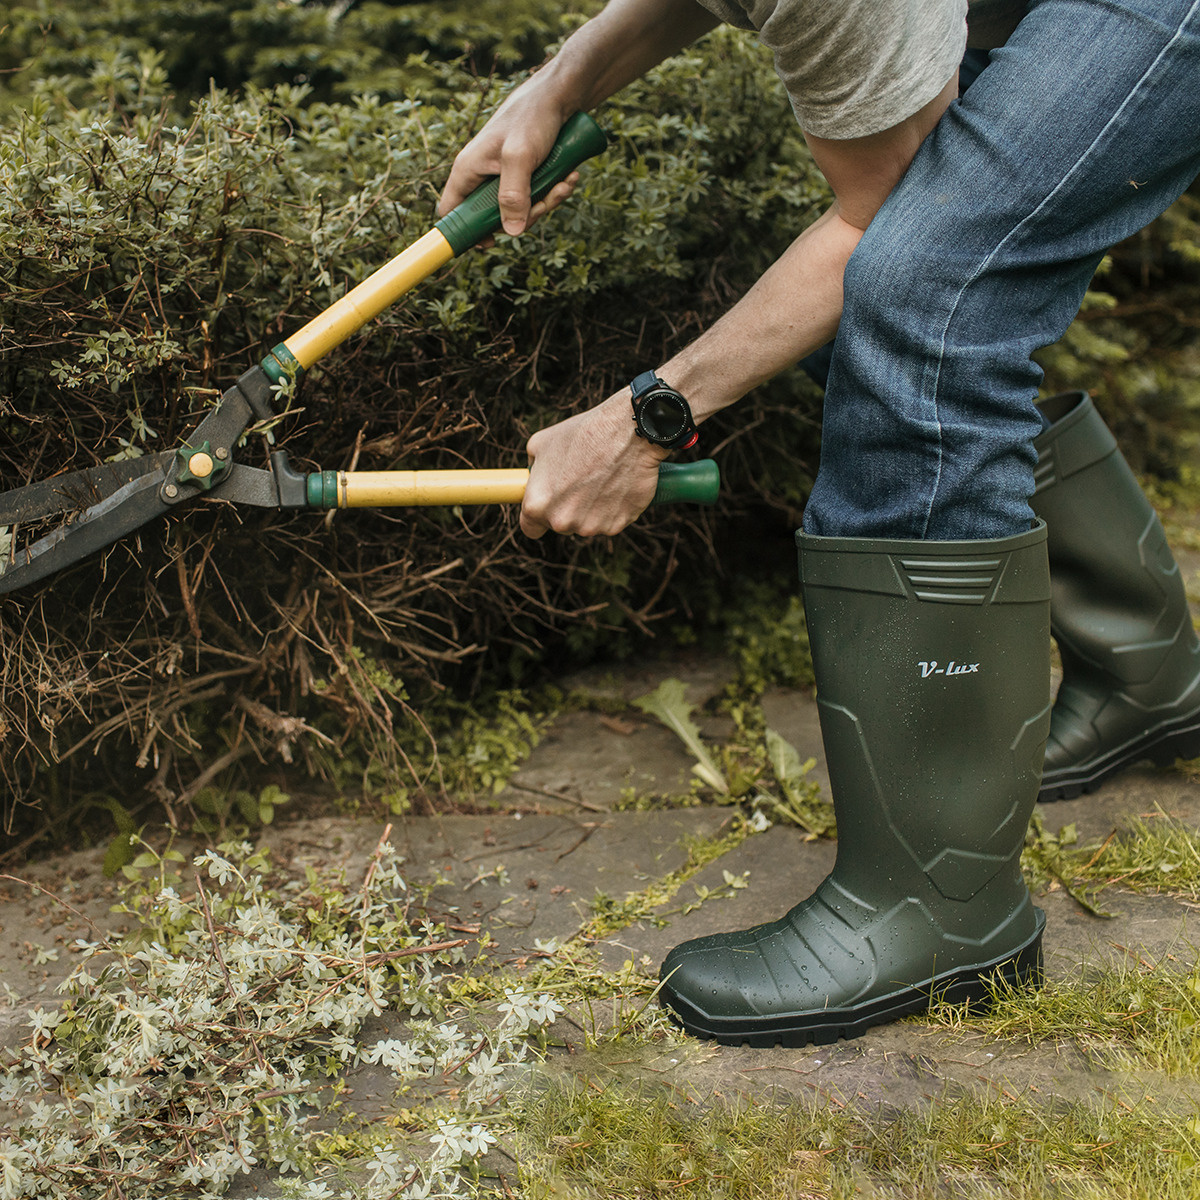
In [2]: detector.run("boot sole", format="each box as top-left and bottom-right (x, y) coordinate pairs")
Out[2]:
(658, 912), (1045, 1049)
(1039, 710), (1200, 802)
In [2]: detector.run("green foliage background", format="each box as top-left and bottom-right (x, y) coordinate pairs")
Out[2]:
(0, 0), (1196, 837)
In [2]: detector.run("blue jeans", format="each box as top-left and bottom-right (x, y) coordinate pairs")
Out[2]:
(802, 0), (1200, 541)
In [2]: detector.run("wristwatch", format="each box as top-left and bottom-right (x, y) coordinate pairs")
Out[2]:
(629, 371), (699, 451)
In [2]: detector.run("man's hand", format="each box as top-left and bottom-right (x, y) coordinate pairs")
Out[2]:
(436, 1), (717, 238)
(437, 97), (579, 238)
(520, 392), (670, 539)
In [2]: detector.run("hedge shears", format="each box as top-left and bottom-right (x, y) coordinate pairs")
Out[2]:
(0, 113), (719, 596)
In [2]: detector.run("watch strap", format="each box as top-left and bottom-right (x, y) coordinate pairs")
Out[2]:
(630, 369), (662, 400)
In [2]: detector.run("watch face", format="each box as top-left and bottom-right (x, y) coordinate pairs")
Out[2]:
(639, 390), (689, 442)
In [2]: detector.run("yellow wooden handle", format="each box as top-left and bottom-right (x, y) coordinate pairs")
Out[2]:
(321, 460), (722, 508)
(339, 468), (530, 507)
(283, 230), (455, 372)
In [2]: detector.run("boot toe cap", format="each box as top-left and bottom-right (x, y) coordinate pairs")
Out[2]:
(658, 922), (841, 1032)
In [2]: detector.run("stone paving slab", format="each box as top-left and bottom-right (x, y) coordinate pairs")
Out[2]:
(0, 847), (129, 1054)
(385, 808), (733, 959)
(499, 653), (739, 814)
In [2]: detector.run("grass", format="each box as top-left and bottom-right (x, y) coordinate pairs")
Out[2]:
(1023, 808), (1200, 916)
(488, 954), (1200, 1199)
(485, 798), (1200, 1198)
(926, 956), (1200, 1076)
(508, 1073), (1200, 1200)
(1071, 813), (1200, 902)
(489, 798), (1200, 1199)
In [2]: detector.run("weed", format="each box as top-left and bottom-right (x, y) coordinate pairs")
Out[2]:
(431, 689), (562, 801)
(632, 678), (835, 836)
(633, 679), (728, 794)
(1022, 814), (1114, 917)
(715, 581), (816, 699)
(614, 783), (702, 812)
(573, 822), (752, 944)
(1072, 813), (1200, 901)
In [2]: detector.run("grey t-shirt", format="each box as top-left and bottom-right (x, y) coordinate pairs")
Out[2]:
(693, 0), (1026, 139)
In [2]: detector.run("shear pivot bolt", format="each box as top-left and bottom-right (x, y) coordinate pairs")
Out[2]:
(173, 440), (228, 489)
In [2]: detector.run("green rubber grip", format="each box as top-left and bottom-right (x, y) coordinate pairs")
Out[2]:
(651, 459), (720, 507)
(434, 112), (608, 256)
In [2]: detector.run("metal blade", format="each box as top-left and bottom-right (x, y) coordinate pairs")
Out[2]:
(206, 464), (283, 508)
(0, 453), (174, 525)
(0, 473), (172, 595)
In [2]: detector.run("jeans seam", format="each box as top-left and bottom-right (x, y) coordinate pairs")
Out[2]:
(919, 0), (1200, 538)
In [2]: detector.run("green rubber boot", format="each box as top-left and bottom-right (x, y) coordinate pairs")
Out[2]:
(658, 523), (1051, 1047)
(1033, 392), (1200, 801)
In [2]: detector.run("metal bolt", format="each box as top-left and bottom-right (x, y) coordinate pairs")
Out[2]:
(215, 446), (229, 461)
(164, 484), (179, 499)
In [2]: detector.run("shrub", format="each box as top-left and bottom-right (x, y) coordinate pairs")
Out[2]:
(1, 11), (1196, 842)
(0, 31), (829, 829)
(0, 0), (580, 111)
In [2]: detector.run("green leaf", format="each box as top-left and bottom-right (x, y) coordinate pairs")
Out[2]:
(103, 834), (136, 878)
(633, 678), (728, 794)
(765, 727), (815, 802)
(101, 799), (138, 877)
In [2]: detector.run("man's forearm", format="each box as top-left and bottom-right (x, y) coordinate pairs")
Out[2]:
(534, 0), (720, 114)
(661, 205), (862, 420)
(515, 68), (957, 540)
(657, 75), (958, 417)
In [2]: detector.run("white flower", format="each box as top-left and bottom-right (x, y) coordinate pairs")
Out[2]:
(328, 1032), (357, 1064)
(498, 989), (563, 1032)
(365, 1039), (433, 1074)
(0, 1148), (27, 1200)
(367, 1146), (405, 1186)
(430, 1119), (495, 1165)
(180, 1159), (207, 1186)
(529, 992), (564, 1026)
(27, 1007), (61, 1039)
(397, 1174), (436, 1200)
(748, 809), (772, 833)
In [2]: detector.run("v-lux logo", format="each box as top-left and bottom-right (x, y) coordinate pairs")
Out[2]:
(918, 660), (980, 679)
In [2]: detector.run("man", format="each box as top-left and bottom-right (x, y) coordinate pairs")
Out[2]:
(439, 0), (1200, 1045)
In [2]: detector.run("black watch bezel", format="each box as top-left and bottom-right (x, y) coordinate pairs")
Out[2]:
(630, 371), (699, 451)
